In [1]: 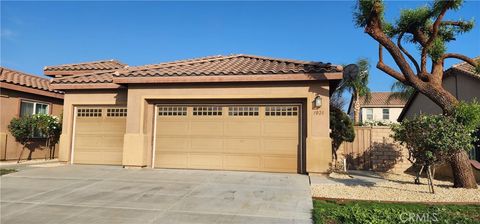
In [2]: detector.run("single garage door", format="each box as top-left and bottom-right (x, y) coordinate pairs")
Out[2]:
(154, 104), (300, 173)
(73, 107), (127, 165)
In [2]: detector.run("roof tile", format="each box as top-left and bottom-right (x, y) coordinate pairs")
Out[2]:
(0, 67), (63, 93)
(44, 59), (126, 72)
(52, 54), (342, 85)
(359, 92), (407, 106)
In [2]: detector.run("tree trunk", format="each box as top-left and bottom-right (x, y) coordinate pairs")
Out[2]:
(353, 97), (361, 125)
(450, 150), (477, 189)
(418, 83), (458, 114)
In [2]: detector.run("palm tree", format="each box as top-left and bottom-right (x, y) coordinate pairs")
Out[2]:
(337, 58), (371, 125)
(387, 80), (415, 103)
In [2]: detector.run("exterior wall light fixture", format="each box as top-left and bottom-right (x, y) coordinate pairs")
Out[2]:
(314, 95), (322, 108)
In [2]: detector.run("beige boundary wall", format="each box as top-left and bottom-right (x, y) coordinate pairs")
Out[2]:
(339, 126), (411, 174)
(58, 82), (333, 173)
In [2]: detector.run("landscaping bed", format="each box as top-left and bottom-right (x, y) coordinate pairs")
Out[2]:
(313, 200), (480, 224)
(0, 168), (17, 176)
(311, 173), (480, 203)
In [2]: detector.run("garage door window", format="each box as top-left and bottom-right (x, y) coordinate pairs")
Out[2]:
(107, 108), (128, 117)
(228, 106), (259, 116)
(265, 106), (298, 116)
(193, 106), (222, 116)
(158, 106), (187, 116)
(77, 108), (102, 117)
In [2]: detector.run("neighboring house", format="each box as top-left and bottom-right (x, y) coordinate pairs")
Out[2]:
(0, 67), (64, 160)
(347, 92), (406, 124)
(399, 58), (480, 163)
(47, 54), (343, 173)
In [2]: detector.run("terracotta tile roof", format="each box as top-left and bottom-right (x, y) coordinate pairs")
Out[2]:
(359, 92), (407, 107)
(115, 54), (341, 78)
(0, 67), (63, 93)
(449, 56), (480, 80)
(51, 54), (342, 85)
(51, 70), (116, 84)
(44, 59), (127, 72)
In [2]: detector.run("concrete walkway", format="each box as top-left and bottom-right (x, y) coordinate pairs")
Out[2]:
(309, 170), (386, 186)
(1, 165), (312, 224)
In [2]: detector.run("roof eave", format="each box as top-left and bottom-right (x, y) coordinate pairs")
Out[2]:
(50, 83), (123, 90)
(0, 82), (64, 99)
(112, 72), (343, 84)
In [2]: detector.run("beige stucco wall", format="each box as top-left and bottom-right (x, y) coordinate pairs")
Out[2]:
(0, 88), (63, 160)
(57, 89), (128, 162)
(57, 82), (333, 173)
(402, 74), (474, 119)
(360, 107), (403, 123)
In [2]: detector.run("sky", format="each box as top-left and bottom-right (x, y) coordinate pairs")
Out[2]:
(1, 1), (479, 97)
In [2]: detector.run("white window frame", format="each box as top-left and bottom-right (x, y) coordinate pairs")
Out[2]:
(382, 108), (390, 120)
(20, 100), (50, 117)
(366, 108), (373, 120)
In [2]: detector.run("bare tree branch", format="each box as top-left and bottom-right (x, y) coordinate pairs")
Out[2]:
(378, 45), (407, 83)
(397, 32), (420, 74)
(421, 2), (452, 73)
(442, 53), (478, 67)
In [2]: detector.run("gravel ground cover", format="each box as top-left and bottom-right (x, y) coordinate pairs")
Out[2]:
(311, 172), (480, 203)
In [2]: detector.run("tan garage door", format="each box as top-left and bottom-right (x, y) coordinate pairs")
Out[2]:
(154, 104), (300, 173)
(73, 107), (127, 165)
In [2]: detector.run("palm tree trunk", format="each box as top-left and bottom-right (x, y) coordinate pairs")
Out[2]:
(353, 95), (361, 125)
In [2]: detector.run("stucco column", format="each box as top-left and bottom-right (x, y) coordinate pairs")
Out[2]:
(122, 88), (148, 167)
(58, 102), (73, 162)
(306, 83), (332, 173)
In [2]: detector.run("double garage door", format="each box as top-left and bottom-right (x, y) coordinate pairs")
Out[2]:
(154, 104), (300, 173)
(73, 104), (301, 173)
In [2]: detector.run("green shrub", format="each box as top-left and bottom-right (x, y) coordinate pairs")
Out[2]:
(330, 106), (355, 160)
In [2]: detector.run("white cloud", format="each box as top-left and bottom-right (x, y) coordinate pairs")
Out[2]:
(1, 28), (17, 39)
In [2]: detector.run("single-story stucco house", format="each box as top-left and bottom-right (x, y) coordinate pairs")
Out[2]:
(47, 54), (343, 173)
(0, 67), (64, 160)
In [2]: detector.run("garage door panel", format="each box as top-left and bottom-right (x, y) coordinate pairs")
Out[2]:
(224, 122), (262, 137)
(190, 137), (223, 152)
(189, 153), (223, 169)
(263, 122), (298, 137)
(263, 156), (297, 171)
(190, 121), (223, 136)
(224, 155), (261, 170)
(156, 121), (189, 136)
(154, 104), (299, 173)
(156, 137), (189, 152)
(155, 153), (188, 168)
(263, 139), (298, 155)
(224, 138), (261, 153)
(73, 107), (126, 165)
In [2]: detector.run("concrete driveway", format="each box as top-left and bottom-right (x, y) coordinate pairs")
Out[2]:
(1, 165), (312, 224)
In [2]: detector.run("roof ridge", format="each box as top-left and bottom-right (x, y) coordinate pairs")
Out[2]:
(44, 59), (126, 70)
(122, 55), (230, 72)
(0, 66), (50, 81)
(51, 69), (117, 82)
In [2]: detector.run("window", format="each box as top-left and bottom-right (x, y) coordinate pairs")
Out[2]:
(77, 108), (102, 117)
(107, 108), (127, 117)
(20, 101), (49, 117)
(193, 106), (222, 116)
(382, 108), (390, 120)
(265, 106), (298, 116)
(365, 108), (373, 120)
(228, 106), (259, 116)
(158, 106), (187, 116)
